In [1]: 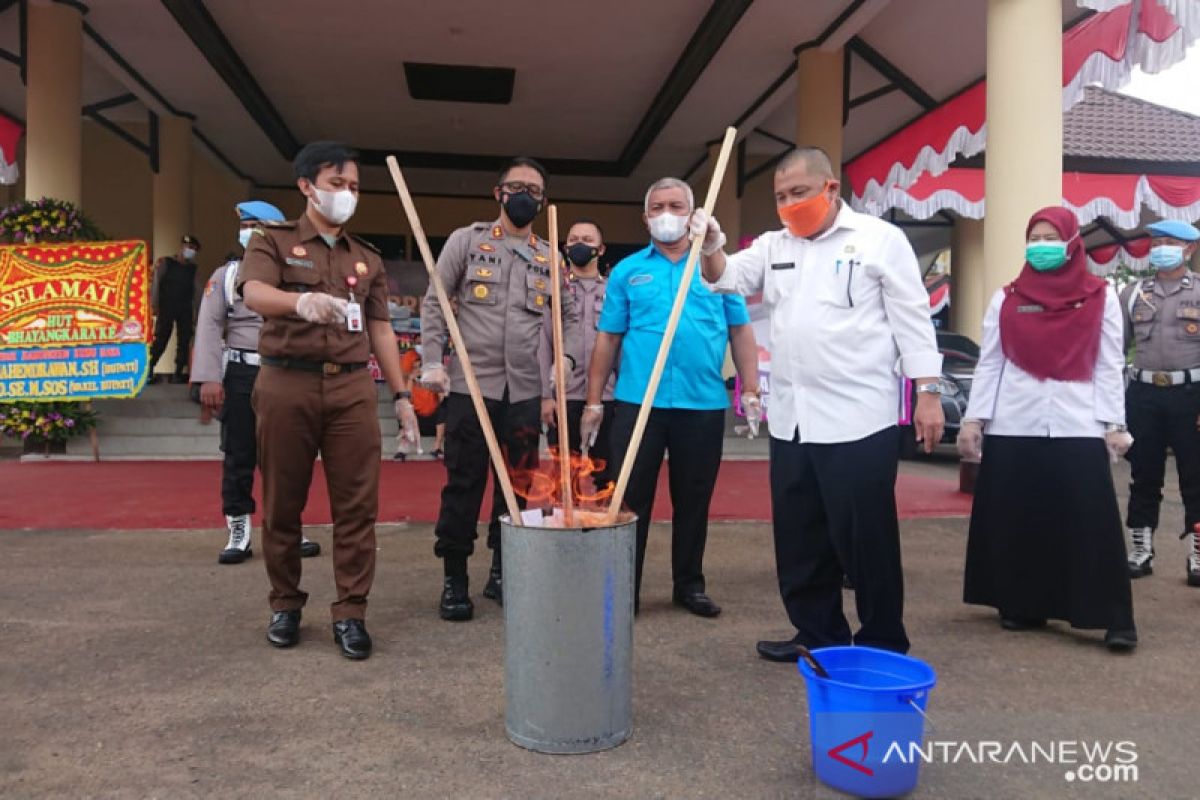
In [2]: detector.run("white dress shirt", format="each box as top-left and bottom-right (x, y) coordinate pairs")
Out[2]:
(708, 203), (942, 444)
(965, 287), (1125, 438)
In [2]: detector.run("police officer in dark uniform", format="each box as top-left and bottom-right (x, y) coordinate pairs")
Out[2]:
(149, 234), (201, 383)
(239, 142), (419, 659)
(191, 200), (320, 564)
(1121, 219), (1200, 587)
(420, 157), (580, 621)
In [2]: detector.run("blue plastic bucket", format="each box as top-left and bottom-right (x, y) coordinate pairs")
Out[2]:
(798, 646), (937, 799)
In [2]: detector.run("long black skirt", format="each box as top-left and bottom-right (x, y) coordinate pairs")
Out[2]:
(963, 435), (1135, 631)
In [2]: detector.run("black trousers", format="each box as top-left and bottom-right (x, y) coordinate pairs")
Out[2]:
(149, 305), (193, 374)
(547, 399), (617, 487)
(609, 401), (725, 602)
(219, 361), (258, 517)
(769, 427), (909, 654)
(434, 391), (540, 564)
(1125, 381), (1200, 535)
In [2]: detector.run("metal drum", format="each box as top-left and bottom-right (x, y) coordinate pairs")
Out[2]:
(501, 515), (636, 754)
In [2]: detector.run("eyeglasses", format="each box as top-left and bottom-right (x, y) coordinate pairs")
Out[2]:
(497, 181), (545, 200)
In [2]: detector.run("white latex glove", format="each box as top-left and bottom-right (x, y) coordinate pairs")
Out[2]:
(741, 392), (762, 438)
(956, 419), (984, 461)
(688, 208), (727, 256)
(419, 363), (449, 393)
(580, 404), (604, 450)
(1106, 430), (1133, 463)
(395, 398), (419, 446)
(295, 292), (348, 324)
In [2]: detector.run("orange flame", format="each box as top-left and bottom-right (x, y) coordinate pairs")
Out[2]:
(511, 446), (617, 516)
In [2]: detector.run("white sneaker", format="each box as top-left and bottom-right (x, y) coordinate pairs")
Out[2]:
(1186, 530), (1200, 587)
(1127, 527), (1154, 578)
(219, 514), (252, 564)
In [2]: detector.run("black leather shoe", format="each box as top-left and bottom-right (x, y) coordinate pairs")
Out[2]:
(440, 576), (473, 621)
(1104, 628), (1138, 652)
(218, 545), (251, 564)
(756, 639), (802, 663)
(482, 567), (503, 606)
(266, 610), (301, 648)
(1000, 616), (1047, 631)
(146, 373), (162, 385)
(333, 619), (372, 660)
(673, 591), (721, 618)
(300, 539), (320, 558)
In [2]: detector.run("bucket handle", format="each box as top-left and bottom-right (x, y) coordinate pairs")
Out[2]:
(795, 644), (830, 679)
(900, 694), (935, 733)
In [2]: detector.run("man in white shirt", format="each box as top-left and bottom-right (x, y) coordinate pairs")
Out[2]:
(693, 147), (944, 658)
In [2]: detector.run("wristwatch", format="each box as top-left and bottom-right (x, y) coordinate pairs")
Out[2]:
(1105, 423), (1128, 433)
(915, 382), (942, 395)
(393, 391), (412, 401)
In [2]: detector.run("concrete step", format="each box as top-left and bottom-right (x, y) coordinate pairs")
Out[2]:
(68, 434), (224, 458)
(96, 416), (220, 436)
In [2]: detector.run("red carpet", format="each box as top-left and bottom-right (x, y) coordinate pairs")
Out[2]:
(0, 460), (970, 530)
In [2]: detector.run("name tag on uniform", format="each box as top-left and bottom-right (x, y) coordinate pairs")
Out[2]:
(346, 300), (363, 332)
(770, 262), (795, 271)
(1017, 304), (1044, 313)
(286, 257), (314, 269)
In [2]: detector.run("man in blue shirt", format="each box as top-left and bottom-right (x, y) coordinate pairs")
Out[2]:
(584, 177), (760, 617)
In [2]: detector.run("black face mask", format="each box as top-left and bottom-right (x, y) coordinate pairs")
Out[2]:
(501, 190), (542, 228)
(564, 242), (598, 268)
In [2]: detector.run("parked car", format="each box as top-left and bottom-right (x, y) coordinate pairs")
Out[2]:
(899, 330), (979, 458)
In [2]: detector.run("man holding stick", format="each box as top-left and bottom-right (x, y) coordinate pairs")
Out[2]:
(694, 147), (944, 657)
(240, 141), (419, 660)
(583, 177), (760, 617)
(421, 157), (580, 621)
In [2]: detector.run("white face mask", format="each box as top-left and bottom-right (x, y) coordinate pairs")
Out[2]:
(310, 186), (358, 226)
(238, 229), (253, 250)
(181, 247), (197, 260)
(648, 212), (688, 244)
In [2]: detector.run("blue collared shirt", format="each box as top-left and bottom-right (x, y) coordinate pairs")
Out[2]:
(599, 242), (750, 410)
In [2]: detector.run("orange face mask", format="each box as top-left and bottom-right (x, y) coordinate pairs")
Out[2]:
(778, 181), (835, 238)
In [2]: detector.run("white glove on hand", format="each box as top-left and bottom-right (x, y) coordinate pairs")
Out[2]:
(741, 393), (762, 438)
(295, 292), (348, 324)
(1105, 430), (1133, 463)
(688, 208), (727, 256)
(956, 419), (984, 461)
(580, 404), (604, 450)
(395, 399), (419, 446)
(419, 364), (449, 393)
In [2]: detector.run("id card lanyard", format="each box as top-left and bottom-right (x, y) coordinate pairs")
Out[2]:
(345, 275), (363, 332)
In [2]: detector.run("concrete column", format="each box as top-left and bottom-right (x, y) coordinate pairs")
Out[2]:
(706, 141), (741, 248)
(24, 0), (84, 204)
(984, 0), (1062, 300)
(795, 48), (844, 175)
(950, 217), (986, 340)
(151, 114), (193, 375)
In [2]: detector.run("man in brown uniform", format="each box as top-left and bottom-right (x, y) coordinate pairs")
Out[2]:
(240, 141), (418, 659)
(421, 156), (580, 620)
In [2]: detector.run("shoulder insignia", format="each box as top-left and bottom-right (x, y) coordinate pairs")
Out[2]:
(350, 234), (381, 255)
(262, 219), (295, 228)
(492, 225), (504, 240)
(204, 280), (215, 297)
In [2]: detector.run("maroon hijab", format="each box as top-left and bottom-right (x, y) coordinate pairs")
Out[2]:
(999, 207), (1107, 382)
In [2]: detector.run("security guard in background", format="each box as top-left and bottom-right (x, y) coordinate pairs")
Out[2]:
(148, 234), (201, 383)
(1121, 219), (1200, 587)
(538, 218), (616, 487)
(421, 156), (580, 621)
(240, 142), (419, 659)
(191, 200), (320, 565)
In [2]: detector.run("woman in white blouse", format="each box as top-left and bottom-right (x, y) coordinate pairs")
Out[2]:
(957, 206), (1137, 652)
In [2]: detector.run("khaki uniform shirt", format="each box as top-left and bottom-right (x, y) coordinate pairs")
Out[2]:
(1120, 272), (1200, 371)
(191, 260), (263, 384)
(421, 219), (581, 403)
(237, 214), (388, 364)
(538, 273), (615, 401)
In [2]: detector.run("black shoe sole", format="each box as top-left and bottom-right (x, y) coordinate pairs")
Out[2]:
(300, 543), (320, 558)
(1187, 573), (1200, 587)
(333, 635), (371, 660)
(218, 547), (252, 564)
(266, 632), (299, 648)
(756, 644), (801, 663)
(440, 606), (474, 621)
(1128, 563), (1153, 578)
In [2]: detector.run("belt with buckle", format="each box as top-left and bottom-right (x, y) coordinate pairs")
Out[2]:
(260, 356), (368, 375)
(1132, 368), (1200, 386)
(226, 349), (260, 367)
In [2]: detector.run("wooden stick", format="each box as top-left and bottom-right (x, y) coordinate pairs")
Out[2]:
(384, 156), (522, 523)
(547, 205), (574, 527)
(605, 126), (738, 524)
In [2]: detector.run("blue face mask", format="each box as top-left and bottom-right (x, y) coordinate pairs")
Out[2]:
(1150, 244), (1185, 270)
(1026, 241), (1068, 272)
